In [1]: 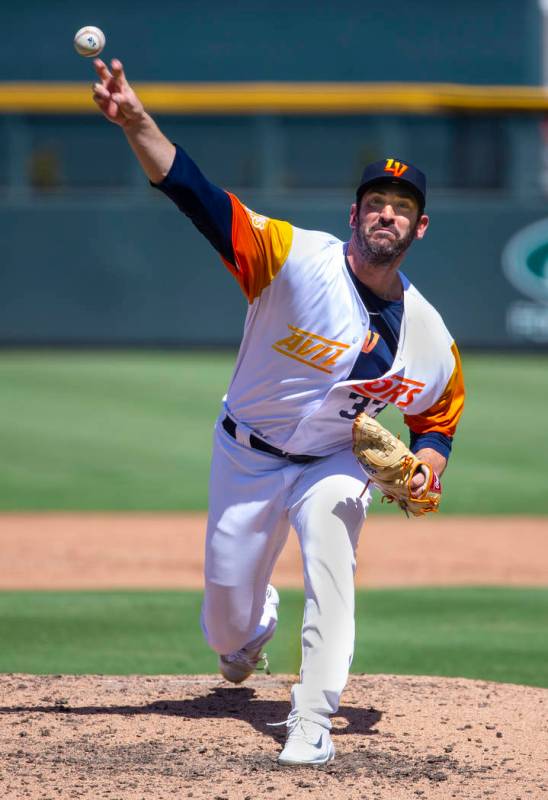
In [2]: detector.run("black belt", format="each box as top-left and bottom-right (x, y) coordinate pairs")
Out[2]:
(222, 415), (319, 464)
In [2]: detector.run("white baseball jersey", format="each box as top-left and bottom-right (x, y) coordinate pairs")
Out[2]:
(220, 194), (464, 457)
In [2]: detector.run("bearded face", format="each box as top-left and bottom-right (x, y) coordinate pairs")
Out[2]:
(354, 217), (418, 265)
(352, 187), (422, 267)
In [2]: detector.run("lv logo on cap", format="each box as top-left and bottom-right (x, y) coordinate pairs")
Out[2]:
(384, 159), (409, 178)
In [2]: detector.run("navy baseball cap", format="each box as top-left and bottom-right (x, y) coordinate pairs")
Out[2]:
(356, 157), (426, 211)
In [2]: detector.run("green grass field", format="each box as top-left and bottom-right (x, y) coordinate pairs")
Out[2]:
(1, 351), (546, 685)
(1, 350), (547, 513)
(0, 588), (546, 687)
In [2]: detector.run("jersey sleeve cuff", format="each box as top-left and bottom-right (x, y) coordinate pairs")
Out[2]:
(409, 430), (453, 460)
(149, 143), (183, 191)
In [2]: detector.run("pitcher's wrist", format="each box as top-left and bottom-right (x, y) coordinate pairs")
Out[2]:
(121, 108), (148, 132)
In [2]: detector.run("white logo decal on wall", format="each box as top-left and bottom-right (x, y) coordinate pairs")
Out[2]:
(502, 218), (548, 342)
(502, 218), (548, 305)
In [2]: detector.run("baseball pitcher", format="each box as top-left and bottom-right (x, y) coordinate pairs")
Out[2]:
(92, 58), (464, 767)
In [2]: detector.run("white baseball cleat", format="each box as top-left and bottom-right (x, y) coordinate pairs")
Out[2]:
(277, 712), (335, 766)
(219, 585), (279, 684)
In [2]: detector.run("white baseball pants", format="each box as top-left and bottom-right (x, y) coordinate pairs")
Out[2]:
(200, 419), (372, 727)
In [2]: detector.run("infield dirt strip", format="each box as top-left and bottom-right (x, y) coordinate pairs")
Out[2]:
(1, 513), (547, 589)
(0, 513), (547, 800)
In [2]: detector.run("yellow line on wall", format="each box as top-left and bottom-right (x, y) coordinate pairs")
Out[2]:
(0, 82), (547, 114)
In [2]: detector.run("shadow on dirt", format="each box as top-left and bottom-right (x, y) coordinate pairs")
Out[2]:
(1, 686), (382, 742)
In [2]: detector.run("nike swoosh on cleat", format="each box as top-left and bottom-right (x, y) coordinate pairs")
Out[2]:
(311, 736), (324, 749)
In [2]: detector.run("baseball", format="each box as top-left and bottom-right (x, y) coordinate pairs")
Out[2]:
(73, 26), (106, 58)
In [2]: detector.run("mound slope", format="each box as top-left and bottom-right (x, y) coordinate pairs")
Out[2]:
(1, 673), (546, 800)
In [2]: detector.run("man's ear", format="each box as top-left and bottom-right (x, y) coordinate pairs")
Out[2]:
(414, 213), (429, 240)
(349, 202), (358, 230)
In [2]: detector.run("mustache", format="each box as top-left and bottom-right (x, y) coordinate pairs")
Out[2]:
(368, 224), (400, 238)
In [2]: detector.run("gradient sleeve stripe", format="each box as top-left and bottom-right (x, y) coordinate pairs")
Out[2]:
(404, 342), (465, 437)
(221, 193), (293, 302)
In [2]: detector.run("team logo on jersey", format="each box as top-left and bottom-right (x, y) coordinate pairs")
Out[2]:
(353, 374), (425, 408)
(361, 330), (380, 353)
(272, 325), (350, 374)
(245, 207), (269, 230)
(384, 158), (409, 179)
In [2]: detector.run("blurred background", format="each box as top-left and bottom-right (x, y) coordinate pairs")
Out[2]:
(1, 0), (548, 349)
(0, 0), (547, 513)
(0, 1), (547, 683)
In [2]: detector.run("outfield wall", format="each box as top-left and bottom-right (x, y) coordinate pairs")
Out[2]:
(1, 192), (548, 348)
(1, 1), (547, 348)
(1, 0), (541, 85)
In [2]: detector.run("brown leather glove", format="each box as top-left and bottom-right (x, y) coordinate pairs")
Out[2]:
(352, 412), (442, 517)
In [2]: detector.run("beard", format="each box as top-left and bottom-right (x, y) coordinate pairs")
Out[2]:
(355, 221), (417, 266)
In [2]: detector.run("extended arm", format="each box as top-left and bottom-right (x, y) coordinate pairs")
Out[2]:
(91, 58), (233, 261)
(91, 58), (293, 302)
(92, 58), (175, 183)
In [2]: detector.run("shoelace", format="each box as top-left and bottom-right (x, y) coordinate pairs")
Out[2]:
(267, 713), (318, 742)
(224, 650), (270, 675)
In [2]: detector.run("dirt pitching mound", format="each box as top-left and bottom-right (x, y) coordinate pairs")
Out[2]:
(1, 673), (546, 800)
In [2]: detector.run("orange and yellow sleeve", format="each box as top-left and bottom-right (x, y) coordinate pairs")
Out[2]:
(222, 193), (293, 302)
(404, 342), (465, 438)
